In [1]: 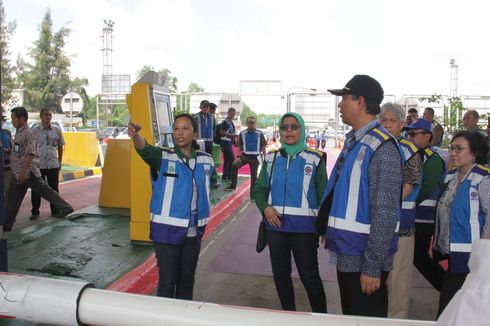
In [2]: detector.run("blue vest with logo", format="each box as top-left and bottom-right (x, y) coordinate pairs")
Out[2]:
(325, 124), (400, 256)
(220, 119), (235, 143)
(415, 147), (446, 223)
(240, 130), (262, 155)
(443, 164), (489, 273)
(194, 113), (214, 141)
(264, 148), (324, 233)
(149, 148), (214, 245)
(398, 137), (422, 230)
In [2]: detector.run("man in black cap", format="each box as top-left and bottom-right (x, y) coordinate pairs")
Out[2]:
(318, 75), (403, 317)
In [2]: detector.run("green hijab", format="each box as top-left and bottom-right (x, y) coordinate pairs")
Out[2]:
(278, 112), (308, 157)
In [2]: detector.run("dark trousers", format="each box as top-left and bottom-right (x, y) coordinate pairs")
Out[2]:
(3, 172), (72, 231)
(267, 230), (327, 313)
(154, 237), (201, 300)
(31, 167), (60, 216)
(413, 222), (445, 291)
(230, 155), (260, 196)
(437, 271), (467, 317)
(337, 271), (389, 317)
(204, 141), (213, 156)
(220, 141), (235, 179)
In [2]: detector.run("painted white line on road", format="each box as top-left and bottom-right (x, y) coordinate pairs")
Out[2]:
(61, 174), (102, 185)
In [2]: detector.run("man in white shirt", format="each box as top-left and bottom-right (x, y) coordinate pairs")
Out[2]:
(30, 108), (65, 220)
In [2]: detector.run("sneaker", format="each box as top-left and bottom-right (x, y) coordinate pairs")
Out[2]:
(56, 207), (74, 218)
(29, 214), (40, 220)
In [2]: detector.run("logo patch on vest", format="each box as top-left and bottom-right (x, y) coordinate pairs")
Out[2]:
(471, 191), (478, 200)
(167, 166), (175, 173)
(304, 165), (312, 176)
(204, 168), (210, 176)
(357, 150), (365, 161)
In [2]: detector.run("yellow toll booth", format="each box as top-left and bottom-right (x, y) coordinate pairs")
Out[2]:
(126, 72), (174, 241)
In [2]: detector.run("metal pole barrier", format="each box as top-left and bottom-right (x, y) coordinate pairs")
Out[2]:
(0, 274), (436, 326)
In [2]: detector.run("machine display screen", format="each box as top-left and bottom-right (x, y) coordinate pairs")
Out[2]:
(152, 92), (174, 147)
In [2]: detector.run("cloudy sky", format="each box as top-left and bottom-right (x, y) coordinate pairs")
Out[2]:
(4, 0), (490, 112)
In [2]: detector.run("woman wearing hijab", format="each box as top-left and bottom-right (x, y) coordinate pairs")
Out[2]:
(253, 112), (328, 313)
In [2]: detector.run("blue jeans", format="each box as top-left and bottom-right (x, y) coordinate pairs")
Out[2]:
(266, 230), (327, 313)
(154, 237), (201, 300)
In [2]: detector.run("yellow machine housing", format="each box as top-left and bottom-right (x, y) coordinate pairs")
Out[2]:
(126, 72), (173, 241)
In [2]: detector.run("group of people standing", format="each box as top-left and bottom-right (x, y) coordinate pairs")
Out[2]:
(1, 106), (73, 233)
(130, 74), (489, 320)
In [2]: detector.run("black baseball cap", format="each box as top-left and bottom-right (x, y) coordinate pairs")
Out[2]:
(328, 75), (384, 105)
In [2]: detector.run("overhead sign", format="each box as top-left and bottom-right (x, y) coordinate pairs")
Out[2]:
(61, 92), (83, 116)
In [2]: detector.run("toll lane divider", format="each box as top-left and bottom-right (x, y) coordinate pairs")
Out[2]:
(60, 167), (102, 182)
(107, 179), (251, 294)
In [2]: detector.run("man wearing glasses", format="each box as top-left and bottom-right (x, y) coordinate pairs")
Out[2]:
(319, 75), (403, 317)
(404, 118), (446, 292)
(228, 117), (266, 199)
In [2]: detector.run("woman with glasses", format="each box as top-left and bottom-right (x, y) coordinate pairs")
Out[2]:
(433, 130), (490, 317)
(252, 112), (328, 313)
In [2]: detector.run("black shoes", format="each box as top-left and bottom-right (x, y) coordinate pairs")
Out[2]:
(29, 214), (40, 220)
(226, 185), (236, 190)
(55, 207), (74, 218)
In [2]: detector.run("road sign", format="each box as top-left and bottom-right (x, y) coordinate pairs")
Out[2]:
(61, 92), (83, 116)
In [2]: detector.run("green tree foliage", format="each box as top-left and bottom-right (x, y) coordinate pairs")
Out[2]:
(17, 9), (86, 112)
(240, 103), (257, 124)
(419, 94), (466, 146)
(136, 65), (178, 92)
(0, 1), (17, 103)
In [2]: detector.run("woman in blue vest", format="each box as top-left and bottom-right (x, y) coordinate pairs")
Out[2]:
(128, 113), (216, 300)
(433, 130), (490, 316)
(253, 112), (328, 313)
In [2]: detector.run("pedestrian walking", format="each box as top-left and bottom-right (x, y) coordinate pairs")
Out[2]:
(3, 107), (73, 232)
(30, 108), (65, 219)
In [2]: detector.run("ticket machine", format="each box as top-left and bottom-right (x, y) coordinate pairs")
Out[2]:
(126, 71), (173, 241)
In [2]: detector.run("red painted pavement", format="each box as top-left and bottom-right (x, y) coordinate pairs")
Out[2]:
(13, 176), (102, 230)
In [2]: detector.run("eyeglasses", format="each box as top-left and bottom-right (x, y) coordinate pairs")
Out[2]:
(246, 120), (256, 124)
(448, 145), (469, 153)
(280, 124), (300, 131)
(407, 131), (428, 138)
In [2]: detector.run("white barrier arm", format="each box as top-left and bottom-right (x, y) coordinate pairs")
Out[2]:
(0, 273), (93, 325)
(0, 273), (435, 326)
(79, 288), (435, 326)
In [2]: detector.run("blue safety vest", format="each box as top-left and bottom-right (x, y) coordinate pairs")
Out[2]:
(240, 130), (262, 155)
(149, 148), (214, 245)
(398, 137), (422, 230)
(438, 164), (490, 273)
(194, 113), (214, 141)
(415, 147), (446, 223)
(220, 119), (235, 143)
(325, 124), (401, 256)
(264, 148), (324, 233)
